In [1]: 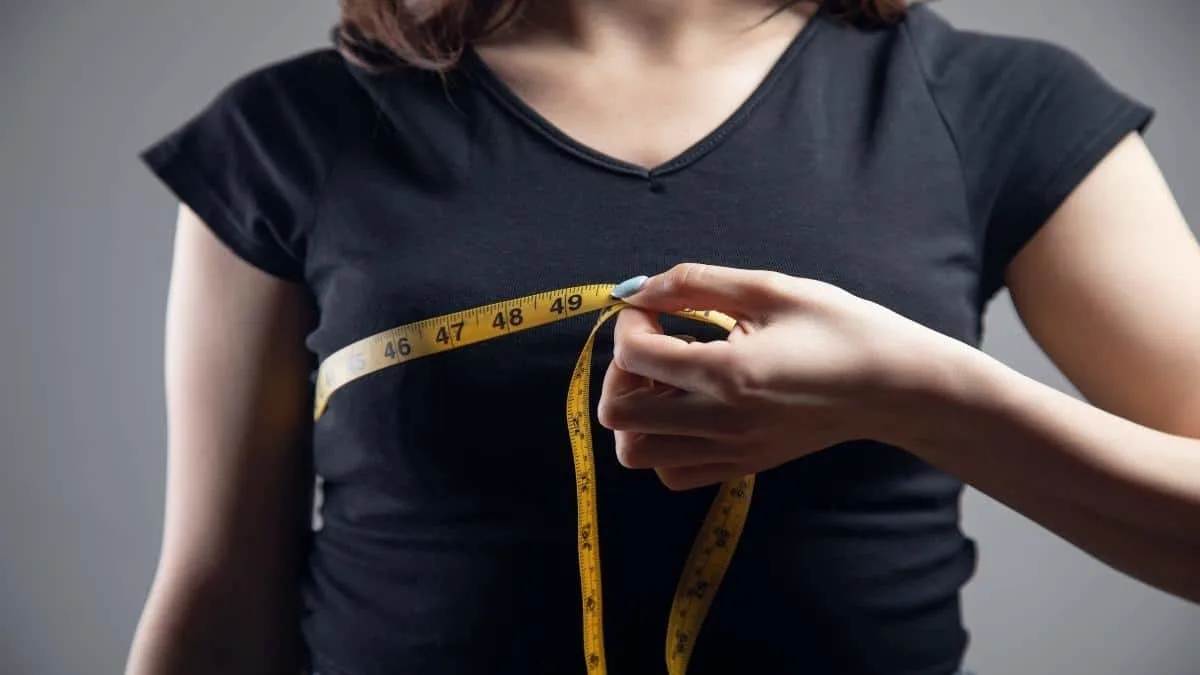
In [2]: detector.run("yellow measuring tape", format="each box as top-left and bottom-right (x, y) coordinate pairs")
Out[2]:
(313, 283), (755, 674)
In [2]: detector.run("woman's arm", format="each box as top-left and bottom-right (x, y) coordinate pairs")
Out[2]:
(905, 346), (1200, 601)
(125, 206), (315, 675)
(899, 132), (1200, 601)
(599, 129), (1200, 600)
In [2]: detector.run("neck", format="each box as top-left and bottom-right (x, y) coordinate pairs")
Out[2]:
(511, 0), (812, 59)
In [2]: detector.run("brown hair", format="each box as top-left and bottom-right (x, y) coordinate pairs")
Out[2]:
(336, 1), (909, 72)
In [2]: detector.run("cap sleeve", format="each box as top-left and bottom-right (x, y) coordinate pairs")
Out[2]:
(906, 9), (1155, 303)
(141, 51), (350, 282)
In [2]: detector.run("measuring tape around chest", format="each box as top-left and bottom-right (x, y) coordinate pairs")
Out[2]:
(313, 283), (755, 675)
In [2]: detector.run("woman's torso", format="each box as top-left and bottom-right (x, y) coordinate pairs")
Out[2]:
(302, 12), (979, 675)
(144, 5), (1153, 674)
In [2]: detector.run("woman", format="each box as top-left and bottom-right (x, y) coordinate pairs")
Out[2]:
(126, 0), (1200, 673)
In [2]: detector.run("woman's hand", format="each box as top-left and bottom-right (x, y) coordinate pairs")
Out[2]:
(597, 263), (967, 490)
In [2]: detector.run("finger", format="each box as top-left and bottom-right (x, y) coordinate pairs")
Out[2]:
(601, 351), (652, 399)
(614, 263), (796, 317)
(600, 332), (694, 396)
(613, 309), (736, 397)
(614, 432), (743, 469)
(598, 384), (752, 439)
(655, 463), (746, 492)
(602, 309), (672, 394)
(612, 304), (665, 341)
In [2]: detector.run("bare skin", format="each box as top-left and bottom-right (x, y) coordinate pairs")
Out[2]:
(127, 1), (1199, 673)
(473, 0), (815, 170)
(125, 206), (314, 675)
(600, 132), (1200, 603)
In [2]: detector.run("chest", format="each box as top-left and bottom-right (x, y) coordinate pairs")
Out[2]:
(302, 84), (984, 491)
(304, 61), (986, 461)
(309, 134), (982, 364)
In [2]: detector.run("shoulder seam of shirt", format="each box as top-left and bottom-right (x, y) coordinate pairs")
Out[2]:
(306, 58), (374, 236)
(899, 17), (975, 234)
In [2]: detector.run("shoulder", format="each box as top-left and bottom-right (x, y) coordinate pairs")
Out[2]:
(900, 6), (1119, 106)
(895, 5), (1153, 178)
(141, 49), (382, 281)
(223, 47), (361, 101)
(198, 46), (462, 158)
(143, 47), (384, 213)
(896, 7), (1154, 303)
(199, 48), (370, 145)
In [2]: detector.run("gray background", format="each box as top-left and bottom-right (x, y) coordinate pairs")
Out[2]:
(1, 1), (1197, 673)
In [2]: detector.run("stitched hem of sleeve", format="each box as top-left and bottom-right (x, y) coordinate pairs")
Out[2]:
(979, 99), (1155, 302)
(141, 138), (307, 283)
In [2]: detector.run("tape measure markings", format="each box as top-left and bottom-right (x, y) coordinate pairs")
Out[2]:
(314, 284), (621, 418)
(313, 283), (755, 675)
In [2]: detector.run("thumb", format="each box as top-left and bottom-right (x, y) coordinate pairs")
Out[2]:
(612, 263), (794, 316)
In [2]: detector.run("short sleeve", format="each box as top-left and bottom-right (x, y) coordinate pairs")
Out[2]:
(141, 50), (351, 282)
(905, 8), (1155, 303)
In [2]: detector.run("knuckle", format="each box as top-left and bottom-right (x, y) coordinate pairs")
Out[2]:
(610, 345), (638, 374)
(755, 270), (796, 303)
(614, 433), (645, 468)
(711, 358), (764, 405)
(609, 346), (627, 371)
(712, 375), (746, 404)
(596, 397), (622, 430)
(656, 468), (689, 492)
(668, 262), (707, 293)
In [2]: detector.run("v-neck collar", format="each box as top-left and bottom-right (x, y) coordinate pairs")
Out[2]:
(460, 9), (827, 180)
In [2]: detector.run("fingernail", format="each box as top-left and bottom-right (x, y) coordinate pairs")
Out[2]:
(611, 275), (648, 299)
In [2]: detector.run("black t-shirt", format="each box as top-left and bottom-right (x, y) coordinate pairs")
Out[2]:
(141, 7), (1152, 675)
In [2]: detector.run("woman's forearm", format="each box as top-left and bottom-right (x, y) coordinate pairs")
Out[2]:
(895, 344), (1200, 601)
(126, 571), (303, 675)
(963, 475), (1200, 601)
